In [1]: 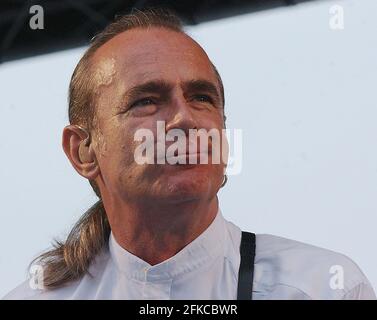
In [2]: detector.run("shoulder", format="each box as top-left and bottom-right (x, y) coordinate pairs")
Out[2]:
(2, 280), (38, 300)
(2, 248), (111, 300)
(2, 279), (76, 300)
(253, 234), (376, 299)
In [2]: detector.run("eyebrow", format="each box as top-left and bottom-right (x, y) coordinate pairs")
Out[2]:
(181, 79), (221, 105)
(122, 79), (222, 106)
(122, 80), (172, 103)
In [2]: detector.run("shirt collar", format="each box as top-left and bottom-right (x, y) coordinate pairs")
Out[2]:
(109, 209), (226, 281)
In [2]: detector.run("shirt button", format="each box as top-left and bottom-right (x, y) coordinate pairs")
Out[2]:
(143, 267), (149, 281)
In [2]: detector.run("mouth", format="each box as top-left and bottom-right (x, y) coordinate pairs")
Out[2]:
(165, 152), (211, 165)
(153, 140), (213, 164)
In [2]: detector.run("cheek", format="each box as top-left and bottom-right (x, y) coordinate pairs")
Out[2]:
(115, 130), (137, 161)
(198, 110), (224, 130)
(94, 124), (134, 168)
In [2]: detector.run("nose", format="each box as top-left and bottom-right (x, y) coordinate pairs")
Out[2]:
(165, 90), (197, 134)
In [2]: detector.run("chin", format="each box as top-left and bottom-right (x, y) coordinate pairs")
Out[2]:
(161, 168), (216, 203)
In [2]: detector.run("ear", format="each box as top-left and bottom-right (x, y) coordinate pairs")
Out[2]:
(62, 125), (100, 180)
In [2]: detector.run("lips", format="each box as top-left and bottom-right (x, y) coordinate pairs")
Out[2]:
(165, 152), (210, 164)
(156, 144), (212, 163)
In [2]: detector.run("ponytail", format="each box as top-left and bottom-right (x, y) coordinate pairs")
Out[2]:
(34, 197), (110, 289)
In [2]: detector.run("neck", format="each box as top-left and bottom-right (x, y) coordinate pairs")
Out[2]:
(104, 196), (219, 265)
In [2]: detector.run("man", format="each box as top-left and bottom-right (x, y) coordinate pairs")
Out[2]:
(4, 9), (375, 300)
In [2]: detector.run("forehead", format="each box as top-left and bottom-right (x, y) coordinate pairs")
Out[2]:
(91, 27), (217, 87)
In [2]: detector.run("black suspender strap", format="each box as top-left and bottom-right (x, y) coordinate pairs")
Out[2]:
(237, 231), (256, 300)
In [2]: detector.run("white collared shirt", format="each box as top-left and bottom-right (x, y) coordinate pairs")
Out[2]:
(3, 210), (376, 299)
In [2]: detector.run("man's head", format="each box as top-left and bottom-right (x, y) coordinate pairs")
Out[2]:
(63, 8), (227, 209)
(38, 9), (228, 289)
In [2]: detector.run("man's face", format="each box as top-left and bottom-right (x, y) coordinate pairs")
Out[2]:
(91, 27), (227, 205)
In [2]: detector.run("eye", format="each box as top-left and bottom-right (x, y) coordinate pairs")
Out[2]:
(131, 97), (156, 108)
(193, 94), (214, 104)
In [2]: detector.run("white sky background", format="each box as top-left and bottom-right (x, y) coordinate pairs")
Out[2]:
(1, 0), (376, 298)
